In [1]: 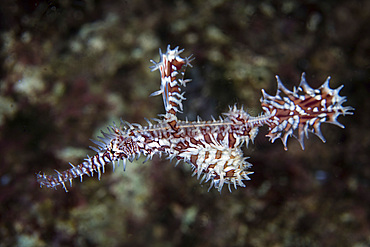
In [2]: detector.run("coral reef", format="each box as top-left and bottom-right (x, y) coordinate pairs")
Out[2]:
(0, 1), (369, 246)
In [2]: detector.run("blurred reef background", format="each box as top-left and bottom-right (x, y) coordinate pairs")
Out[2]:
(0, 0), (369, 246)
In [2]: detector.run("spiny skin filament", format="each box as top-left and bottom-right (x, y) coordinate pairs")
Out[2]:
(37, 45), (353, 193)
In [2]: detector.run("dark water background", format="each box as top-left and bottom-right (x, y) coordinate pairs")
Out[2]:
(0, 1), (369, 246)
